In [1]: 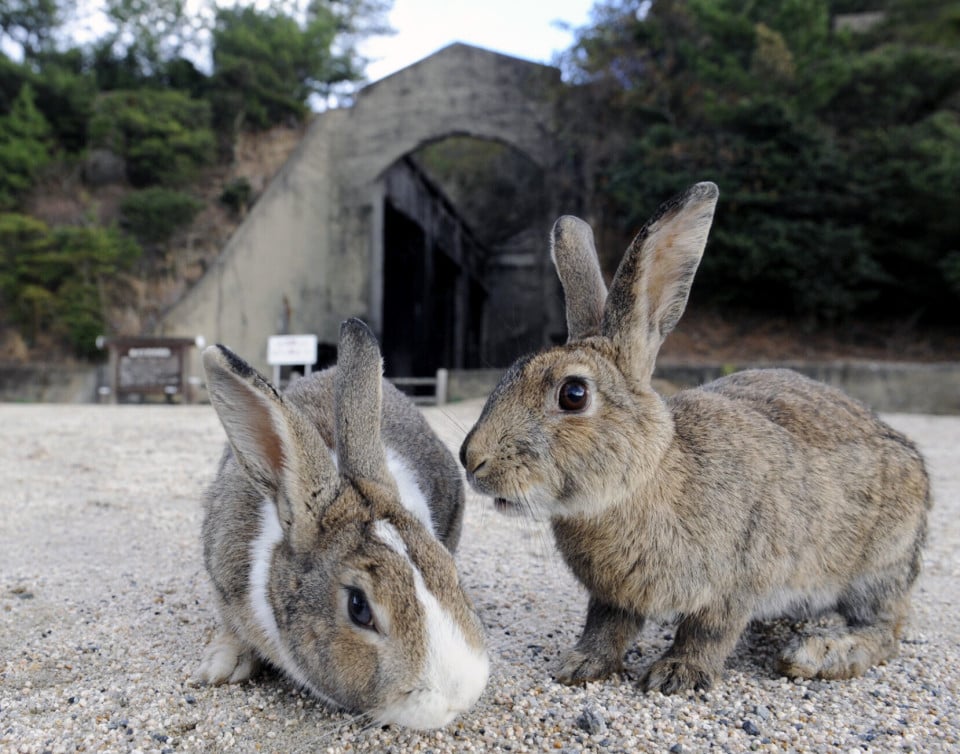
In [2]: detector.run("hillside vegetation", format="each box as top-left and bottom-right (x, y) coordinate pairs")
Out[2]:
(0, 0), (387, 360)
(0, 0), (957, 364)
(560, 0), (960, 331)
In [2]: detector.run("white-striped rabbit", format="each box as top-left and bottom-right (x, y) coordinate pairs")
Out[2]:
(197, 318), (488, 728)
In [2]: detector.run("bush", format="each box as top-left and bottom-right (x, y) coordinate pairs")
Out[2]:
(0, 213), (141, 357)
(0, 84), (52, 210)
(87, 89), (215, 186)
(30, 49), (98, 153)
(120, 187), (203, 244)
(218, 176), (252, 215)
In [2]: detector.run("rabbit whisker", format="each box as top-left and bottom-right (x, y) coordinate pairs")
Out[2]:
(435, 407), (469, 438)
(509, 490), (558, 560)
(310, 708), (375, 745)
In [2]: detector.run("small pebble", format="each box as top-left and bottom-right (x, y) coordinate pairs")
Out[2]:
(575, 706), (607, 735)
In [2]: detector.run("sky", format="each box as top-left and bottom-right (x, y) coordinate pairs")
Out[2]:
(1, 0), (597, 89)
(357, 0), (597, 83)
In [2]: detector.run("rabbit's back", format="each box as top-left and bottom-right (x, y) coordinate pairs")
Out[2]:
(700, 368), (905, 446)
(670, 368), (930, 572)
(694, 368), (927, 477)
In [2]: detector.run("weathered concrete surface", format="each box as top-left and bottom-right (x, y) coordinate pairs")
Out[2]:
(1, 403), (958, 752)
(159, 108), (347, 372)
(160, 44), (563, 377)
(0, 363), (99, 403)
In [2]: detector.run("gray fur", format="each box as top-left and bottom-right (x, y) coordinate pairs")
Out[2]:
(551, 216), (607, 341)
(196, 318), (484, 727)
(460, 183), (931, 694)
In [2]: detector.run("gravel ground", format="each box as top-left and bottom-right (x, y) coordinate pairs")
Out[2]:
(1, 400), (958, 753)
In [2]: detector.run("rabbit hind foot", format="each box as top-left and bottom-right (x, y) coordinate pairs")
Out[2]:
(778, 623), (899, 680)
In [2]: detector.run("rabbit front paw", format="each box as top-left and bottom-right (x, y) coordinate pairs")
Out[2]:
(193, 629), (261, 685)
(642, 657), (714, 694)
(555, 648), (622, 684)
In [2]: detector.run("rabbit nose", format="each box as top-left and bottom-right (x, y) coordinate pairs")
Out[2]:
(460, 442), (489, 477)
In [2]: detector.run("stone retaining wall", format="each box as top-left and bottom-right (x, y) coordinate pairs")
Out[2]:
(3, 361), (957, 413)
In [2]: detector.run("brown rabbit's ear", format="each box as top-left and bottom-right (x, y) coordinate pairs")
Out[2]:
(334, 318), (397, 494)
(551, 216), (608, 341)
(601, 182), (719, 387)
(203, 344), (337, 551)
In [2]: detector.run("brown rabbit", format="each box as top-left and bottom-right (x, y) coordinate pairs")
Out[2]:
(196, 318), (488, 728)
(459, 182), (931, 693)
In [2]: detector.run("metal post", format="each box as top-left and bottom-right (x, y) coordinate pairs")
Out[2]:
(435, 368), (448, 406)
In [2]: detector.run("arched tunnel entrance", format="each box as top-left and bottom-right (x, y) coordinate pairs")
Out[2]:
(378, 135), (557, 379)
(379, 159), (487, 377)
(159, 44), (567, 379)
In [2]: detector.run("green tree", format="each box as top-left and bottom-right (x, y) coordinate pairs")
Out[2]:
(88, 88), (215, 186)
(120, 186), (204, 246)
(0, 213), (140, 357)
(101, 0), (204, 74)
(93, 0), (211, 93)
(209, 0), (390, 134)
(564, 0), (960, 324)
(30, 48), (98, 152)
(0, 84), (52, 209)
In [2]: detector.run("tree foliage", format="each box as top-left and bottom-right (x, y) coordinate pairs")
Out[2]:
(0, 0), (63, 60)
(565, 0), (960, 324)
(120, 187), (204, 246)
(0, 0), (390, 358)
(0, 213), (140, 357)
(87, 88), (215, 186)
(208, 1), (379, 134)
(0, 84), (51, 210)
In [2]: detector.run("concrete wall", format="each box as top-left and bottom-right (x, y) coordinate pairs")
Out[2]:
(160, 109), (348, 372)
(334, 43), (562, 353)
(160, 44), (562, 377)
(0, 364), (99, 403)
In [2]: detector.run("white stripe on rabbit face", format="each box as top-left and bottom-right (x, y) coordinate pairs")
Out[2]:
(328, 449), (435, 536)
(248, 498), (338, 707)
(372, 519), (489, 729)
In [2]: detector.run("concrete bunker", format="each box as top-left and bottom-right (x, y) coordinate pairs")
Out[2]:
(160, 44), (566, 380)
(377, 133), (554, 378)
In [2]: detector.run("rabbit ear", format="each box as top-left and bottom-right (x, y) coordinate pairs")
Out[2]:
(203, 344), (338, 550)
(334, 318), (397, 493)
(551, 216), (608, 341)
(601, 182), (719, 386)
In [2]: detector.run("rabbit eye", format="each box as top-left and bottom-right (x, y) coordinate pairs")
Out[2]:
(347, 587), (376, 630)
(558, 378), (590, 412)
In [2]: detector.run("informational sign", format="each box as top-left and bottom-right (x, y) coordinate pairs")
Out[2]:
(97, 335), (202, 402)
(267, 334), (318, 366)
(118, 346), (181, 391)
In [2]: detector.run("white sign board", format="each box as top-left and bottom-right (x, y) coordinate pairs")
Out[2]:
(267, 334), (318, 366)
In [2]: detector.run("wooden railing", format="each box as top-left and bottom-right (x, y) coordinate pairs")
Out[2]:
(389, 368), (448, 406)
